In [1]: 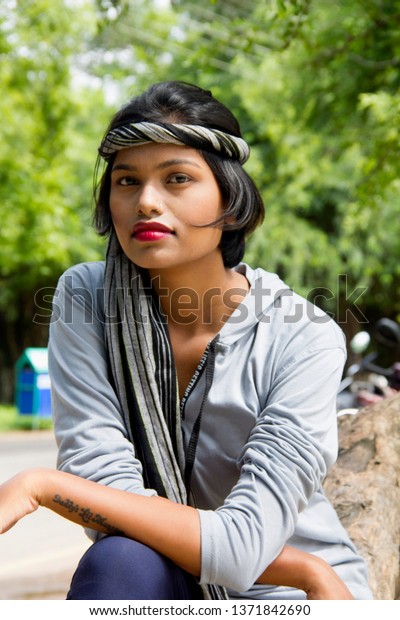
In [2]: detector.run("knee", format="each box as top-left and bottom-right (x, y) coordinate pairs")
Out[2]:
(82, 536), (145, 577)
(85, 536), (171, 580)
(67, 536), (196, 600)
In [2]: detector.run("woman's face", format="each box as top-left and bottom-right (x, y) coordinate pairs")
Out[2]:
(109, 142), (225, 274)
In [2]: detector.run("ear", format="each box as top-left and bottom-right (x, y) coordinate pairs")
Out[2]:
(222, 213), (238, 229)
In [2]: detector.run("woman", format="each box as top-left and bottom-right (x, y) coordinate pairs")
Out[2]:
(0, 81), (372, 600)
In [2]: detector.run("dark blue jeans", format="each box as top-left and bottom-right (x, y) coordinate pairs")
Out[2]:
(67, 536), (203, 600)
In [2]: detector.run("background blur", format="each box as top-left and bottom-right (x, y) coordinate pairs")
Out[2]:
(1, 0), (400, 404)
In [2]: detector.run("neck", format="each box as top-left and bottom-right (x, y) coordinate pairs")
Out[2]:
(147, 255), (249, 335)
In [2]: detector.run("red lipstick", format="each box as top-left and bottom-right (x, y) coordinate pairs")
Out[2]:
(131, 222), (174, 242)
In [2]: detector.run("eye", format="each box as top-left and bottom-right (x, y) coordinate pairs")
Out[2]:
(119, 176), (138, 186)
(168, 173), (191, 184)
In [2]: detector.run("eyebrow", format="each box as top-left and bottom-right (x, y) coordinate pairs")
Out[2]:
(111, 158), (202, 173)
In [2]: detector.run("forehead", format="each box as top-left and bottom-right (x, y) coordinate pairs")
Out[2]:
(112, 142), (205, 167)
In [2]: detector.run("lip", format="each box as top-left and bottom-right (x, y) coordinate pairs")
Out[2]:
(131, 221), (174, 242)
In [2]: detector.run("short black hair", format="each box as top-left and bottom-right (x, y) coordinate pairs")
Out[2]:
(94, 81), (264, 268)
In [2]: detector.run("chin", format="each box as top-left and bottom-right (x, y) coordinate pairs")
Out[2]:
(123, 254), (175, 271)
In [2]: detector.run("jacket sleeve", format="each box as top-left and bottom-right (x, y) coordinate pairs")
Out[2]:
(198, 332), (345, 593)
(49, 264), (157, 505)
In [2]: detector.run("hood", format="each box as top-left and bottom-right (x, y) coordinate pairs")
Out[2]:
(217, 263), (291, 347)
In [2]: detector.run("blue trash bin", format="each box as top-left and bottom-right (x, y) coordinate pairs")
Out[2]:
(15, 348), (52, 417)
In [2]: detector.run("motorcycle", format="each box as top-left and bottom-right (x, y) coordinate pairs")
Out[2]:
(336, 318), (400, 416)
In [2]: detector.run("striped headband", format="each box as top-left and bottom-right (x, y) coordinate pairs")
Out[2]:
(98, 121), (250, 164)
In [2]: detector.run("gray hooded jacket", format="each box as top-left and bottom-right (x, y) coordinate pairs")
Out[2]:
(49, 261), (372, 599)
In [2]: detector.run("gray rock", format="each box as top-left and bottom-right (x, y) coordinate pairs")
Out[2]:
(324, 394), (400, 600)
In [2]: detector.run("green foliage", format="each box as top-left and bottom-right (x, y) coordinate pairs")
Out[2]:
(0, 0), (104, 318)
(0, 0), (107, 399)
(0, 404), (52, 432)
(169, 0), (400, 323)
(89, 0), (400, 326)
(242, 0), (400, 321)
(1, 0), (400, 400)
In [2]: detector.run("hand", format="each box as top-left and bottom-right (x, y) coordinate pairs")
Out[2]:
(0, 470), (41, 534)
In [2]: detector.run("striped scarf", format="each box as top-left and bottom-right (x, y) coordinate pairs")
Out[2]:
(99, 121), (250, 165)
(104, 232), (227, 600)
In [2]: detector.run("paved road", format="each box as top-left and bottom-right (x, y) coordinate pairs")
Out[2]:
(0, 431), (91, 600)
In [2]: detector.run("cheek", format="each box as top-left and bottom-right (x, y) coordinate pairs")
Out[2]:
(190, 222), (223, 251)
(109, 199), (127, 228)
(185, 188), (224, 227)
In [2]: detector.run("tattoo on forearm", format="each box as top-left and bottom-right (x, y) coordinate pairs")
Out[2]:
(52, 494), (124, 535)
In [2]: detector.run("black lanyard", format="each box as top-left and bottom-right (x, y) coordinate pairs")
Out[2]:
(183, 338), (218, 501)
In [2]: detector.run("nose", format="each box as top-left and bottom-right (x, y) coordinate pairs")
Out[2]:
(137, 182), (164, 217)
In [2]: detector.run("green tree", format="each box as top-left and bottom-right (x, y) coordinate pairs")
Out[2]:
(2, 0), (400, 401)
(87, 0), (400, 334)
(0, 0), (107, 400)
(239, 0), (400, 333)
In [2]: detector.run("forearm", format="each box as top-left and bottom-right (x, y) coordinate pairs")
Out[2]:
(35, 468), (201, 576)
(257, 546), (353, 600)
(257, 546), (321, 590)
(44, 472), (315, 591)
(1, 468), (352, 598)
(41, 471), (350, 598)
